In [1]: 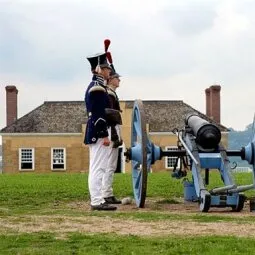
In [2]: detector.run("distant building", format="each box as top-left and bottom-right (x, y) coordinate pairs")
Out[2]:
(0, 85), (228, 174)
(231, 167), (252, 173)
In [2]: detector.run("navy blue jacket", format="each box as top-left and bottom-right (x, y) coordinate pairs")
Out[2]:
(84, 75), (111, 144)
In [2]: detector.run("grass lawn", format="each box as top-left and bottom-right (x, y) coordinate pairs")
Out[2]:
(1, 233), (255, 255)
(0, 171), (255, 254)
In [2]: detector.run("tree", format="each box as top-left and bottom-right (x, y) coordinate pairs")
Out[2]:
(228, 123), (253, 167)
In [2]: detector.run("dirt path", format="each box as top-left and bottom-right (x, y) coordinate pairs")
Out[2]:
(1, 199), (255, 238)
(1, 214), (255, 238)
(68, 198), (255, 216)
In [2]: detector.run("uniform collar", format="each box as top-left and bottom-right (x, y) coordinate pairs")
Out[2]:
(92, 74), (105, 86)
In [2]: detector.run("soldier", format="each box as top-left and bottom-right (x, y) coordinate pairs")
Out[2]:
(102, 64), (123, 205)
(84, 52), (117, 211)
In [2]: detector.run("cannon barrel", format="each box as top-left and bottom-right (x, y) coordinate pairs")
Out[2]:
(185, 114), (221, 150)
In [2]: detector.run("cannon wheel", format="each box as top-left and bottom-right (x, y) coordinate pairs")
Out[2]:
(131, 100), (148, 208)
(232, 194), (246, 212)
(199, 193), (211, 212)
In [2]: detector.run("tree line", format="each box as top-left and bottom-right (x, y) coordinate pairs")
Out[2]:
(228, 123), (254, 167)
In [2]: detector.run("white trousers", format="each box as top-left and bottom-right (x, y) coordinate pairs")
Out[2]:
(102, 145), (118, 198)
(88, 126), (120, 206)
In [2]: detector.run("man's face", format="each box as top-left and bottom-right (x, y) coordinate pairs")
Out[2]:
(110, 77), (120, 88)
(101, 67), (111, 80)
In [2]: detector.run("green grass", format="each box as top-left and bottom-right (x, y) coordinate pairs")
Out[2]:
(1, 172), (255, 254)
(0, 233), (254, 255)
(0, 173), (89, 213)
(0, 171), (254, 215)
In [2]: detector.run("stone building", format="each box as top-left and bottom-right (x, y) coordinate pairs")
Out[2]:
(0, 85), (227, 173)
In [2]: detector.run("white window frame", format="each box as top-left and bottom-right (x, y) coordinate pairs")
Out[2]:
(165, 146), (180, 169)
(19, 148), (35, 171)
(51, 148), (66, 171)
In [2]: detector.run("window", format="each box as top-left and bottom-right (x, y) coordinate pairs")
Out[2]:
(19, 148), (34, 171)
(51, 148), (66, 170)
(165, 146), (180, 169)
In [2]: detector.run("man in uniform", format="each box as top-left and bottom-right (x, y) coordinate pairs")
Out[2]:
(84, 52), (117, 211)
(102, 64), (123, 204)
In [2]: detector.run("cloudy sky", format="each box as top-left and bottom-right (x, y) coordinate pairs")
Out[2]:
(1, 0), (255, 143)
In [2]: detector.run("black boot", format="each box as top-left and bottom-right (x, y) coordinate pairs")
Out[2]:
(91, 202), (117, 211)
(104, 196), (121, 204)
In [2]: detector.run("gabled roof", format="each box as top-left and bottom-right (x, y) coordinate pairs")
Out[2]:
(0, 100), (228, 133)
(125, 100), (228, 132)
(1, 101), (87, 133)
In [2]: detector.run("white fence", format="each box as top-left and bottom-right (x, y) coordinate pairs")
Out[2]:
(231, 166), (252, 173)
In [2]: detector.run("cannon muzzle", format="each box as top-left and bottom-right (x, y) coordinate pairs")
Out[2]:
(185, 114), (221, 150)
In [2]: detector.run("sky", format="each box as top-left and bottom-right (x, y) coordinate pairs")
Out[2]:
(1, 0), (255, 144)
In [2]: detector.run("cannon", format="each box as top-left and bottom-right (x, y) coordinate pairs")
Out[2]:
(125, 100), (255, 212)
(185, 114), (221, 150)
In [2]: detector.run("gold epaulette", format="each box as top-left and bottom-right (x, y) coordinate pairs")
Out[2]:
(89, 85), (106, 94)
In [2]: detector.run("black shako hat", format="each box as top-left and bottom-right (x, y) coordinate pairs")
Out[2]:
(109, 64), (121, 79)
(87, 52), (111, 72)
(105, 51), (121, 78)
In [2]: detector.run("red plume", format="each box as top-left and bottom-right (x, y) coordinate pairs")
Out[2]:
(106, 52), (113, 64)
(104, 39), (111, 52)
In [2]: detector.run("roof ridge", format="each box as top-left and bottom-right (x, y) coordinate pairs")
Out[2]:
(123, 100), (183, 102)
(44, 101), (84, 104)
(43, 100), (184, 103)
(0, 102), (45, 132)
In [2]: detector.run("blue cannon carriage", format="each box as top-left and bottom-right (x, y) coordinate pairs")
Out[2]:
(125, 100), (255, 212)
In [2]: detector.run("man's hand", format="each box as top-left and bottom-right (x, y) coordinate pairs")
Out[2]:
(102, 137), (110, 146)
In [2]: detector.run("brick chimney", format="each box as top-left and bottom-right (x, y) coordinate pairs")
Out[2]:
(6, 85), (18, 126)
(205, 88), (211, 117)
(205, 85), (221, 123)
